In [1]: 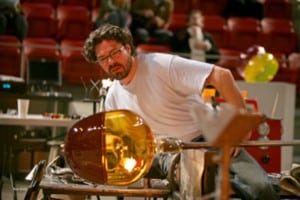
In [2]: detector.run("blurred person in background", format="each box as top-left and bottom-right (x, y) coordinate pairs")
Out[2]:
(95, 0), (131, 29)
(171, 10), (220, 64)
(130, 0), (174, 44)
(0, 0), (28, 40)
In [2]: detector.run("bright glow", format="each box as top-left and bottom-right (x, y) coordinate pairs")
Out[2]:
(123, 157), (137, 172)
(102, 79), (113, 89)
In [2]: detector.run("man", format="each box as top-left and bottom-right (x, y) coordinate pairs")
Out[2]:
(130, 0), (174, 44)
(0, 0), (28, 40)
(95, 0), (131, 29)
(82, 24), (279, 200)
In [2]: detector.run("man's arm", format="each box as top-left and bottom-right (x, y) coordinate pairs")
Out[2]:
(205, 66), (249, 157)
(205, 66), (246, 110)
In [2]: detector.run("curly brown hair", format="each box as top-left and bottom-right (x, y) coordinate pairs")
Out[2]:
(82, 24), (136, 64)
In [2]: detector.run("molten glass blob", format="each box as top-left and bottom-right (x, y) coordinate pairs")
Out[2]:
(65, 110), (156, 185)
(238, 45), (279, 82)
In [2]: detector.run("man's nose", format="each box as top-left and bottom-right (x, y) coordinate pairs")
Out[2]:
(107, 56), (114, 64)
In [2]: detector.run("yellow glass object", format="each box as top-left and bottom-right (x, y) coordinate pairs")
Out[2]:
(243, 53), (279, 83)
(65, 110), (156, 185)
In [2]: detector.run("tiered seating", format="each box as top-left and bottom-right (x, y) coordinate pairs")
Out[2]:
(226, 17), (261, 51)
(60, 40), (107, 84)
(136, 44), (172, 54)
(22, 38), (61, 79)
(263, 0), (292, 19)
(60, 0), (94, 9)
(191, 0), (228, 16)
(20, 0), (60, 8)
(1, 0), (297, 87)
(173, 0), (191, 14)
(215, 48), (243, 80)
(0, 36), (21, 77)
(56, 5), (93, 41)
(260, 18), (298, 84)
(202, 15), (227, 49)
(287, 53), (300, 90)
(261, 18), (297, 55)
(23, 38), (60, 61)
(21, 2), (57, 39)
(167, 13), (188, 32)
(91, 7), (100, 27)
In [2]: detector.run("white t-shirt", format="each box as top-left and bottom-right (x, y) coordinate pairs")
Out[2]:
(105, 53), (214, 142)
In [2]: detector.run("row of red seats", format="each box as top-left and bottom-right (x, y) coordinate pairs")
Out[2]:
(0, 35), (108, 85)
(1, 32), (298, 88)
(20, 0), (100, 9)
(173, 0), (292, 19)
(20, 2), (298, 55)
(169, 15), (298, 57)
(20, 0), (293, 19)
(21, 3), (93, 41)
(1, 1), (298, 87)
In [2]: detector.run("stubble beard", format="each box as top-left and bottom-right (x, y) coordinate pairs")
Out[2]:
(109, 57), (132, 80)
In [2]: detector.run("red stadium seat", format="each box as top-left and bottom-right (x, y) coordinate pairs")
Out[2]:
(60, 39), (107, 84)
(0, 35), (21, 77)
(21, 3), (57, 39)
(23, 38), (60, 60)
(263, 0), (292, 19)
(226, 17), (261, 51)
(202, 15), (227, 48)
(215, 48), (243, 80)
(91, 7), (100, 26)
(136, 44), (172, 53)
(191, 0), (228, 16)
(261, 18), (297, 55)
(22, 38), (60, 78)
(21, 0), (60, 8)
(92, 0), (101, 8)
(60, 0), (94, 9)
(56, 5), (93, 41)
(166, 13), (188, 32)
(287, 53), (300, 91)
(173, 0), (191, 14)
(271, 52), (292, 83)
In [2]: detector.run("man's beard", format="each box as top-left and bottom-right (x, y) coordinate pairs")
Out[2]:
(109, 58), (132, 80)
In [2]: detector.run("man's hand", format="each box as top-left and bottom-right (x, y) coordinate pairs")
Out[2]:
(231, 147), (241, 157)
(231, 130), (252, 157)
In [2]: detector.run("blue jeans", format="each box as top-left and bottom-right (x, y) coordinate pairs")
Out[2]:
(230, 149), (279, 200)
(145, 149), (279, 200)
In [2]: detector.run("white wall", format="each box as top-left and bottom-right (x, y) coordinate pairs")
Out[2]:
(236, 81), (296, 171)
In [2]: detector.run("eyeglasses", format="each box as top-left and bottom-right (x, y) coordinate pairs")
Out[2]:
(98, 46), (125, 65)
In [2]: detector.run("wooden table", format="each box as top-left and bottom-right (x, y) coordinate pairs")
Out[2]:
(40, 176), (171, 199)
